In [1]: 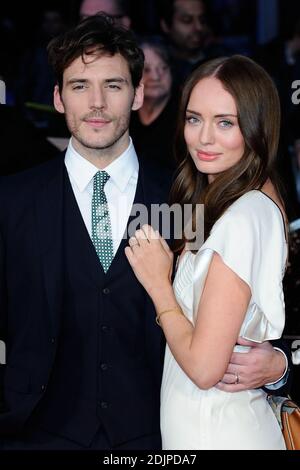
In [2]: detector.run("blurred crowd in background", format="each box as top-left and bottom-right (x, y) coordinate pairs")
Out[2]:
(0, 0), (300, 396)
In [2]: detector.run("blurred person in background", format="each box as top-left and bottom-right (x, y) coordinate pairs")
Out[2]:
(79, 0), (131, 28)
(16, 8), (66, 133)
(255, 18), (300, 221)
(130, 37), (179, 170)
(159, 0), (229, 86)
(255, 17), (300, 120)
(0, 15), (20, 105)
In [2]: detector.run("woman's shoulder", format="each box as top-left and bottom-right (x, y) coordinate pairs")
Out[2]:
(198, 189), (287, 274)
(229, 189), (279, 210)
(211, 190), (286, 240)
(225, 190), (284, 221)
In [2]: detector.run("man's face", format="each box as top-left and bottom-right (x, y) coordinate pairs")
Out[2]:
(168, 0), (208, 53)
(54, 52), (143, 160)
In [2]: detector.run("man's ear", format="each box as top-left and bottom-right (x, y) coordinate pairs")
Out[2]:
(132, 82), (144, 111)
(53, 85), (65, 114)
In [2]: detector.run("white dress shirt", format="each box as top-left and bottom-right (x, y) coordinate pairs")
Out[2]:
(64, 137), (139, 256)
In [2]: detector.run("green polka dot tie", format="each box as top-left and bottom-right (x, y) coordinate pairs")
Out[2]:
(91, 171), (114, 273)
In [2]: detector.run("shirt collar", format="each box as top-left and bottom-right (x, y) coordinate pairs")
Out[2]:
(65, 137), (139, 193)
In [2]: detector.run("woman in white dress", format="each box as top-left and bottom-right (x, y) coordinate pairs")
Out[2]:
(125, 55), (287, 450)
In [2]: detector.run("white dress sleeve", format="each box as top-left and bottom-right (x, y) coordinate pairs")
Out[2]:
(192, 191), (287, 342)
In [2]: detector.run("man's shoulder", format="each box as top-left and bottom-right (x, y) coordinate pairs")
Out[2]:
(0, 153), (65, 194)
(0, 154), (65, 219)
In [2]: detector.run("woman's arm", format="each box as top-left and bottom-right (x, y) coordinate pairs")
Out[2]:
(125, 225), (251, 390)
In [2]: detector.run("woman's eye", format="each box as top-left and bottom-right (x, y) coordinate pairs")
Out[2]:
(159, 65), (169, 73)
(219, 120), (233, 128)
(185, 116), (199, 124)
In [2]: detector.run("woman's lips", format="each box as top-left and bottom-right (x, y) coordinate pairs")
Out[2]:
(196, 151), (222, 161)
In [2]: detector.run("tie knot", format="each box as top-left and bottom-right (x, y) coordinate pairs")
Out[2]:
(94, 170), (110, 191)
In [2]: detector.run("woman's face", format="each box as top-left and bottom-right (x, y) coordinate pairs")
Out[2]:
(142, 46), (172, 101)
(184, 76), (245, 183)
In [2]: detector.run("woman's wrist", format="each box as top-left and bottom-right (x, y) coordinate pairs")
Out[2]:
(148, 283), (177, 311)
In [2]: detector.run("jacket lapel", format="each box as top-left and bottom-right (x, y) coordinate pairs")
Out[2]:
(63, 167), (105, 287)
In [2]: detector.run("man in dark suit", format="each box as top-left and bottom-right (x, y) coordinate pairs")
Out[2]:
(0, 14), (291, 450)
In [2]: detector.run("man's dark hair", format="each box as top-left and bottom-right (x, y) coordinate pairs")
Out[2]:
(159, 0), (175, 27)
(139, 35), (173, 69)
(48, 13), (144, 92)
(115, 0), (130, 16)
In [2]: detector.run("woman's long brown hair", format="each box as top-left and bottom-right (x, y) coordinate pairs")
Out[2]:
(170, 55), (283, 253)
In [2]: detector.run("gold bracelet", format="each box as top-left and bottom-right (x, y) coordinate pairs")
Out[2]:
(156, 307), (184, 326)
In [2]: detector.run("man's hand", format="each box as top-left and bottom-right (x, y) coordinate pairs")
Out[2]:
(215, 337), (286, 392)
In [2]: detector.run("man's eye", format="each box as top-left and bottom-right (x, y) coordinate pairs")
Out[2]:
(73, 84), (86, 90)
(108, 84), (121, 90)
(180, 15), (192, 24)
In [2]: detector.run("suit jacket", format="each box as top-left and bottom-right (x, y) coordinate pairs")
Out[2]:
(0, 152), (173, 445)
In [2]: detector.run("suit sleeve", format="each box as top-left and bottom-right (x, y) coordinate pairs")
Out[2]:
(263, 339), (293, 396)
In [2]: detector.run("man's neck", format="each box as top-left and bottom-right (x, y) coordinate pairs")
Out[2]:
(71, 135), (130, 170)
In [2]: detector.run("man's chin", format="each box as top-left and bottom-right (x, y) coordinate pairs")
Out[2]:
(189, 42), (204, 51)
(186, 36), (205, 50)
(78, 135), (124, 151)
(82, 141), (114, 150)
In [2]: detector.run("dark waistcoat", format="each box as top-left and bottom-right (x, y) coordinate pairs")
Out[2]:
(33, 170), (163, 447)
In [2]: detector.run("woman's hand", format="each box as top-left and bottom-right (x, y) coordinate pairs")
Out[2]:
(125, 225), (174, 296)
